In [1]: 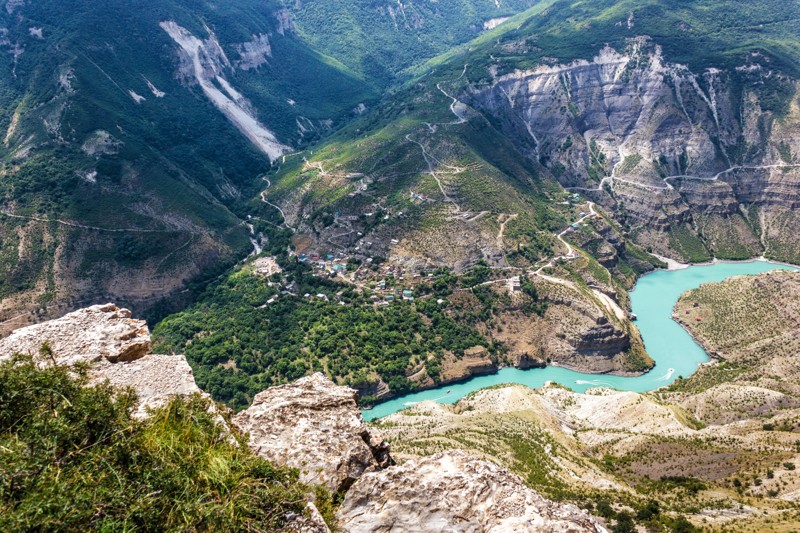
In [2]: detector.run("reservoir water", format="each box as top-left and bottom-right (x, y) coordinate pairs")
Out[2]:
(363, 260), (798, 421)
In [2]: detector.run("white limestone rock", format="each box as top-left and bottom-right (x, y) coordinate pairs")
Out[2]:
(0, 303), (205, 417)
(100, 353), (205, 417)
(0, 303), (150, 365)
(232, 373), (393, 493)
(337, 449), (607, 532)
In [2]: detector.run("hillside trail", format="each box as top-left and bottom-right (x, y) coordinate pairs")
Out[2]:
(414, 65), (524, 227)
(535, 202), (627, 322)
(496, 213), (518, 249)
(424, 64), (470, 131)
(260, 178), (295, 232)
(412, 66), (470, 213)
(534, 202), (598, 272)
(410, 71), (627, 323)
(0, 209), (184, 234)
(405, 134), (462, 214)
(457, 201), (628, 322)
(568, 163), (800, 194)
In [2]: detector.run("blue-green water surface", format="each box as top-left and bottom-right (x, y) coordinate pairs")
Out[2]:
(363, 260), (798, 421)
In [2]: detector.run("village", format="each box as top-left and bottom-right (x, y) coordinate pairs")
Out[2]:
(250, 192), (604, 312)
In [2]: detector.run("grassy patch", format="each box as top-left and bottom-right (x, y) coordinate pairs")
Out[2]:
(0, 354), (316, 531)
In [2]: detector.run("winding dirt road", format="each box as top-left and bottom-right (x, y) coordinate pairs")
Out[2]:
(568, 163), (800, 194)
(260, 178), (295, 232)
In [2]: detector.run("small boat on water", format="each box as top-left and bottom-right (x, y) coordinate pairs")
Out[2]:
(447, 389), (452, 394)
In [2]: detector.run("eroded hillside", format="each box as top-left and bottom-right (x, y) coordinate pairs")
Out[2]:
(664, 270), (800, 424)
(0, 0), (380, 329)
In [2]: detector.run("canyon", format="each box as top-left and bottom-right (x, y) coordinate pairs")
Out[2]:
(0, 304), (607, 532)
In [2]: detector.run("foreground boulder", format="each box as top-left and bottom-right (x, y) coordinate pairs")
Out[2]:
(233, 373), (393, 494)
(337, 449), (607, 532)
(0, 304), (203, 416)
(0, 303), (151, 365)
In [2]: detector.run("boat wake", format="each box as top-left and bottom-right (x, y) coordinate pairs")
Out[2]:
(575, 379), (611, 386)
(656, 368), (676, 381)
(402, 394), (452, 407)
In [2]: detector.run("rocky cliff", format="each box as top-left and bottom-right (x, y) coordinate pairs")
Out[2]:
(233, 373), (393, 494)
(337, 449), (607, 532)
(0, 303), (203, 417)
(0, 305), (610, 530)
(470, 38), (800, 263)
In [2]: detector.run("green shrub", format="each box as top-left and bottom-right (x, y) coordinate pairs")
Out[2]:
(0, 354), (311, 531)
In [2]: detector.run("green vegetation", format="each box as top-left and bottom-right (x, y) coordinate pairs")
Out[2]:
(668, 225), (712, 263)
(0, 0), (375, 311)
(153, 259), (495, 410)
(520, 277), (548, 316)
(415, 0), (800, 81)
(0, 354), (317, 531)
(673, 272), (795, 365)
(664, 361), (747, 395)
(283, 0), (539, 86)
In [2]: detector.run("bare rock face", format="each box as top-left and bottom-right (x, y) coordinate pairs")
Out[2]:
(470, 37), (800, 262)
(282, 502), (331, 533)
(337, 450), (607, 532)
(439, 345), (498, 384)
(232, 373), (393, 494)
(0, 303), (150, 365)
(100, 353), (205, 417)
(235, 33), (272, 70)
(0, 304), (204, 416)
(573, 322), (631, 357)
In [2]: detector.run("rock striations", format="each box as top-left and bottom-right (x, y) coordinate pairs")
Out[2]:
(233, 372), (394, 494)
(0, 305), (607, 531)
(471, 38), (800, 262)
(337, 449), (607, 532)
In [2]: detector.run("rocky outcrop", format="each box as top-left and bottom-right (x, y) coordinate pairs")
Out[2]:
(232, 373), (393, 494)
(274, 8), (295, 35)
(234, 34), (272, 70)
(336, 449), (607, 532)
(283, 502), (331, 533)
(100, 353), (205, 417)
(0, 303), (150, 366)
(351, 375), (393, 401)
(0, 305), (617, 530)
(160, 20), (290, 161)
(0, 303), (204, 416)
(516, 352), (546, 370)
(439, 345), (498, 384)
(471, 39), (727, 188)
(470, 38), (800, 262)
(573, 320), (630, 357)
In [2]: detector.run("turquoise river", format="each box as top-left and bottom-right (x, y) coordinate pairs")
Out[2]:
(363, 260), (798, 421)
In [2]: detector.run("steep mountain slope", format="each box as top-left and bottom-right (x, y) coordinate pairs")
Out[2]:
(230, 0), (800, 394)
(272, 0), (800, 266)
(468, 40), (800, 263)
(0, 0), (374, 328)
(451, 0), (800, 264)
(281, 0), (540, 85)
